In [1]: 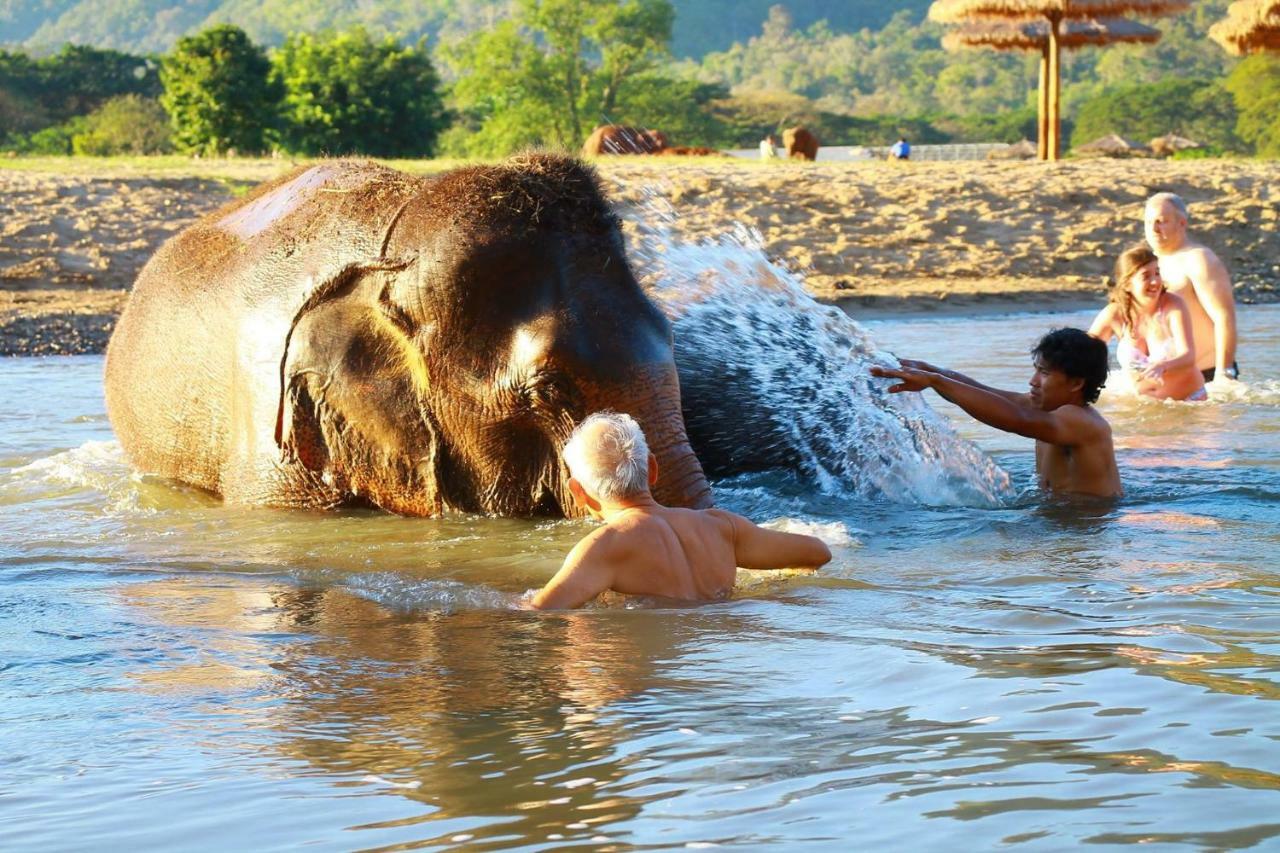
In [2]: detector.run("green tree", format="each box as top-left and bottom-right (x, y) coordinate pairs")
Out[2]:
(611, 76), (729, 146)
(441, 0), (676, 156)
(271, 28), (446, 157)
(1223, 55), (1280, 158)
(72, 93), (172, 155)
(1070, 79), (1240, 153)
(1, 44), (159, 140)
(39, 44), (162, 119)
(160, 24), (280, 155)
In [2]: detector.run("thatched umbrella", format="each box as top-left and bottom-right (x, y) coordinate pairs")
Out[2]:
(1074, 132), (1150, 156)
(930, 0), (1191, 160)
(1149, 132), (1201, 156)
(987, 138), (1039, 158)
(942, 17), (1160, 160)
(1210, 0), (1280, 54)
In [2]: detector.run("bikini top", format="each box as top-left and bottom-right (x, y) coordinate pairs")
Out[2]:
(1116, 307), (1177, 371)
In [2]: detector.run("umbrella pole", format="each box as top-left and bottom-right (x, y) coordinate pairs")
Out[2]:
(1038, 43), (1049, 161)
(1048, 13), (1062, 161)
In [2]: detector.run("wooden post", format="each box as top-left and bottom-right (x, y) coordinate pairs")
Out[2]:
(1048, 13), (1062, 161)
(1038, 42), (1050, 161)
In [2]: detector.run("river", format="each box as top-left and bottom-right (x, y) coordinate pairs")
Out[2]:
(2, 305), (1278, 849)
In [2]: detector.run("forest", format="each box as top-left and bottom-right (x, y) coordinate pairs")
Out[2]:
(1, 0), (1277, 159)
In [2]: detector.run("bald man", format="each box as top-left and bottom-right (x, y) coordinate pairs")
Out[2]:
(1144, 193), (1239, 382)
(529, 412), (831, 609)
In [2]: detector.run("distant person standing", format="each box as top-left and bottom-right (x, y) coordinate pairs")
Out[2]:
(889, 138), (911, 160)
(759, 134), (779, 160)
(1143, 192), (1239, 383)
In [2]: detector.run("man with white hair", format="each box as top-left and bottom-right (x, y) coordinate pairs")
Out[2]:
(529, 412), (831, 609)
(1144, 192), (1239, 383)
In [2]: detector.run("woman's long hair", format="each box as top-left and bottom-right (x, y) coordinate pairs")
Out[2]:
(1110, 243), (1160, 336)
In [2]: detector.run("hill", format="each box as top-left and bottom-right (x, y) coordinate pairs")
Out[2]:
(1, 0), (929, 58)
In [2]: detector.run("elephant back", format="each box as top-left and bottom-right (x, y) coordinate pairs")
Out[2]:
(105, 160), (425, 494)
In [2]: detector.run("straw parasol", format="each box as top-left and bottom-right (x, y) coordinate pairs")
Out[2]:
(1074, 132), (1150, 156)
(942, 17), (1161, 161)
(1210, 0), (1280, 54)
(987, 138), (1039, 158)
(1149, 132), (1201, 156)
(929, 0), (1191, 160)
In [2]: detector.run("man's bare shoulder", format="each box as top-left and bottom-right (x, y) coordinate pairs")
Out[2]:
(1050, 402), (1110, 438)
(574, 522), (638, 560)
(1173, 243), (1227, 277)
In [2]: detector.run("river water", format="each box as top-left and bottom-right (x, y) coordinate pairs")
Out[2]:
(2, 301), (1278, 849)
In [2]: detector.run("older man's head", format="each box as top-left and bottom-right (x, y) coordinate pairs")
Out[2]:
(562, 412), (653, 504)
(1144, 192), (1189, 255)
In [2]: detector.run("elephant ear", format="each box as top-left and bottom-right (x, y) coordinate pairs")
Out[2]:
(274, 260), (447, 515)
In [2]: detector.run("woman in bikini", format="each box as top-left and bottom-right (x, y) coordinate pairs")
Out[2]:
(1089, 243), (1207, 402)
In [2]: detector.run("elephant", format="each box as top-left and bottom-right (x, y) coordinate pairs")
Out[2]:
(104, 154), (712, 518)
(581, 124), (669, 156)
(783, 126), (819, 161)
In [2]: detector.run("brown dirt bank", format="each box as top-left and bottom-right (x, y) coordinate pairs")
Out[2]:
(2, 157), (1277, 356)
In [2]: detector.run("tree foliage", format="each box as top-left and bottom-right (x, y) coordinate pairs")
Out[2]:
(160, 24), (280, 155)
(1223, 55), (1280, 158)
(0, 44), (160, 144)
(271, 28), (446, 157)
(442, 0), (678, 156)
(71, 93), (172, 155)
(1070, 79), (1241, 153)
(707, 89), (946, 147)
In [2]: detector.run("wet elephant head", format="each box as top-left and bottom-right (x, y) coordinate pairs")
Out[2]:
(273, 155), (711, 517)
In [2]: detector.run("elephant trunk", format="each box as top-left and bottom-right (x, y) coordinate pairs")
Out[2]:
(580, 364), (713, 512)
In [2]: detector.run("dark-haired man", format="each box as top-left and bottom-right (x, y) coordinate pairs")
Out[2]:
(871, 328), (1121, 498)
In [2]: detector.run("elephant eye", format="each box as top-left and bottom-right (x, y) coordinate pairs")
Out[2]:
(378, 282), (418, 336)
(525, 370), (580, 412)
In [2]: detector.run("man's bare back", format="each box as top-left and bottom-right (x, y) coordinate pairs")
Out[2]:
(532, 501), (830, 609)
(531, 413), (831, 610)
(577, 506), (739, 601)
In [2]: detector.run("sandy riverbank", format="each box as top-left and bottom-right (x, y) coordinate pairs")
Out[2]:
(2, 156), (1277, 355)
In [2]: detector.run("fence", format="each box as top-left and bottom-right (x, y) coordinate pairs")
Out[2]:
(727, 143), (1012, 162)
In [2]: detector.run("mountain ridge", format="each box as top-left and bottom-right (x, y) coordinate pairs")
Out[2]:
(1, 0), (932, 58)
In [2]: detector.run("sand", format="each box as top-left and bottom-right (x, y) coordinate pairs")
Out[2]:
(2, 156), (1277, 355)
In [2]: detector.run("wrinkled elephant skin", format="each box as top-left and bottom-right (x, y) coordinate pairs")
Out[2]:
(105, 155), (712, 518)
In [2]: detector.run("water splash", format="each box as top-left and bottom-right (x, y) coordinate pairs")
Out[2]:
(623, 191), (1014, 507)
(0, 440), (151, 513)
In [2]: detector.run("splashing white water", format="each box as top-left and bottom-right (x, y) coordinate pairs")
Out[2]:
(623, 191), (1014, 507)
(1, 440), (156, 514)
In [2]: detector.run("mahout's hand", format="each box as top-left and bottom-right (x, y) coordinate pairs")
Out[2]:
(897, 358), (937, 373)
(870, 365), (933, 393)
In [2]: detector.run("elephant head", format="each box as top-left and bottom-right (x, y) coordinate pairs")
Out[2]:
(273, 154), (711, 518)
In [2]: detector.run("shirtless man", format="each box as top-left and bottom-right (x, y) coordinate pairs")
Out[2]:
(529, 412), (832, 609)
(871, 328), (1121, 498)
(1144, 193), (1239, 383)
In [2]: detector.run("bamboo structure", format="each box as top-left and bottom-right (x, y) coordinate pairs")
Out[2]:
(1210, 0), (1280, 54)
(929, 0), (1191, 160)
(942, 18), (1160, 159)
